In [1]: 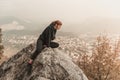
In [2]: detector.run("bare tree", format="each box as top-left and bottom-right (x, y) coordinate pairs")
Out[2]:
(77, 36), (120, 80)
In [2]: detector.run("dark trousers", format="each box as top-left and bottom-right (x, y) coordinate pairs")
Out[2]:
(31, 39), (59, 60)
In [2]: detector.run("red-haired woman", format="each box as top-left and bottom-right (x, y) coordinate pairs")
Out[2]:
(28, 20), (62, 65)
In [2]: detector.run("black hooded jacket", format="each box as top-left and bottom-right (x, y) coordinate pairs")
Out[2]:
(38, 23), (57, 47)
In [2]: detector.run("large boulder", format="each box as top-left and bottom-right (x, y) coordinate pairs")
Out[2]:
(0, 44), (88, 80)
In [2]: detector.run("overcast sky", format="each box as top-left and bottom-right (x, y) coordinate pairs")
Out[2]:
(0, 0), (120, 33)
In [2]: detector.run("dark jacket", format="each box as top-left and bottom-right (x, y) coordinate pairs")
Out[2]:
(38, 23), (57, 47)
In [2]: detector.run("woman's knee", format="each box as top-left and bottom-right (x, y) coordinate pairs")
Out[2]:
(56, 43), (59, 47)
(50, 42), (59, 48)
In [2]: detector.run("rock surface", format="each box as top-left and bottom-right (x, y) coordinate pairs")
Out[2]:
(0, 43), (88, 80)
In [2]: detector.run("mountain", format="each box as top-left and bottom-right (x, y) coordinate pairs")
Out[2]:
(0, 43), (88, 80)
(0, 16), (41, 31)
(73, 17), (120, 34)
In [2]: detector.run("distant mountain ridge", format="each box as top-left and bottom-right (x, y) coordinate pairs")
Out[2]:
(77, 17), (120, 33)
(0, 16), (42, 31)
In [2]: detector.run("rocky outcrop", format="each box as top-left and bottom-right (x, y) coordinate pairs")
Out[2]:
(0, 43), (88, 80)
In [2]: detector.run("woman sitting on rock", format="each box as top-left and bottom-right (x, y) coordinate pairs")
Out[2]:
(28, 20), (62, 65)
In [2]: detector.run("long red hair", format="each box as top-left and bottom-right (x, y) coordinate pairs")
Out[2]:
(51, 20), (62, 25)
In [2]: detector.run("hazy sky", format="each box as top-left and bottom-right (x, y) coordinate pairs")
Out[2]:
(0, 0), (120, 33)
